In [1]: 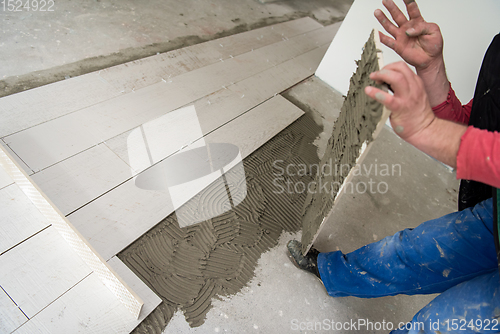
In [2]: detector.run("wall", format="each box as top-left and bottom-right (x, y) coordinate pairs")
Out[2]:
(316, 0), (500, 102)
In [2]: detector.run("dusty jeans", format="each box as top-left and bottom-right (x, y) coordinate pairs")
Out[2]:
(318, 199), (500, 333)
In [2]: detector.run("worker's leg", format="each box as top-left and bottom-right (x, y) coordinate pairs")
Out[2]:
(390, 270), (500, 334)
(318, 198), (497, 298)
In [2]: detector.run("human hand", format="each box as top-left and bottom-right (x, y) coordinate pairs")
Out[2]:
(376, 0), (443, 72)
(364, 61), (436, 142)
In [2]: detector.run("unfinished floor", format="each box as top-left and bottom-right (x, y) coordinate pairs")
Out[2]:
(0, 1), (460, 333)
(0, 0), (352, 96)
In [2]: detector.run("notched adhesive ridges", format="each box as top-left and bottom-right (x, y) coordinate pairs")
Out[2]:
(300, 30), (385, 254)
(119, 112), (322, 331)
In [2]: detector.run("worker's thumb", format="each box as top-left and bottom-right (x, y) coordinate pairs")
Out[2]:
(405, 22), (430, 37)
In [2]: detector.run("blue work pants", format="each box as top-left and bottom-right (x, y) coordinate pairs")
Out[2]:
(318, 199), (500, 333)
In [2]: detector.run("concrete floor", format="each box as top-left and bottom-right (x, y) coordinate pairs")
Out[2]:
(0, 0), (352, 97)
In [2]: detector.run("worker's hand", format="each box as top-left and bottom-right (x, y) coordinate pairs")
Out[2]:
(365, 61), (436, 142)
(375, 0), (443, 72)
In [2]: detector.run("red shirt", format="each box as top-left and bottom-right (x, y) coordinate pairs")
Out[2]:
(432, 86), (500, 188)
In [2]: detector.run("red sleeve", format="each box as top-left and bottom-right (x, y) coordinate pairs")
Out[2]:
(457, 126), (500, 188)
(432, 85), (473, 125)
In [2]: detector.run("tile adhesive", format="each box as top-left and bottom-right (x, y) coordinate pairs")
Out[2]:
(301, 30), (384, 254)
(118, 30), (383, 332)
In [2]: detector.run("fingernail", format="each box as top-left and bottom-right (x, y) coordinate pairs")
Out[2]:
(375, 92), (386, 101)
(406, 28), (416, 36)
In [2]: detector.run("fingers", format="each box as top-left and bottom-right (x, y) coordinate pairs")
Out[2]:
(365, 62), (419, 112)
(374, 9), (398, 38)
(404, 0), (423, 20)
(366, 60), (435, 141)
(369, 62), (412, 96)
(383, 0), (408, 27)
(378, 31), (396, 50)
(365, 86), (395, 108)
